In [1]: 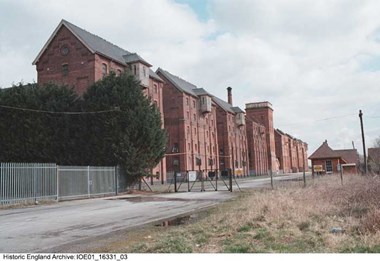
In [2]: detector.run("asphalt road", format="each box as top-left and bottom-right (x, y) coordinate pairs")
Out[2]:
(0, 173), (307, 252)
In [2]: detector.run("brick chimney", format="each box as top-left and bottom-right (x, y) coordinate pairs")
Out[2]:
(227, 87), (232, 105)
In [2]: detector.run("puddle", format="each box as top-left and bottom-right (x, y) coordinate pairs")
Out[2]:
(155, 214), (198, 227)
(107, 196), (209, 203)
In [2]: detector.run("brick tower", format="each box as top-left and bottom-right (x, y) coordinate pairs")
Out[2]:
(245, 102), (278, 173)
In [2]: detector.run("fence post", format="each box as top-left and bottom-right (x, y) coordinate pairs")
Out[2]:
(56, 165), (60, 202)
(229, 169), (233, 192)
(270, 170), (274, 189)
(115, 166), (118, 196)
(87, 166), (90, 198)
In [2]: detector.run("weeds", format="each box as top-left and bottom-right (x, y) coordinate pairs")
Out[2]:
(94, 174), (380, 253)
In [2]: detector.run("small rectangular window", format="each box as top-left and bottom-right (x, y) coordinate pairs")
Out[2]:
(62, 64), (68, 76)
(102, 63), (108, 77)
(326, 160), (333, 172)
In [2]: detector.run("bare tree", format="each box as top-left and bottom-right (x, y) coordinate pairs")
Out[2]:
(368, 136), (380, 174)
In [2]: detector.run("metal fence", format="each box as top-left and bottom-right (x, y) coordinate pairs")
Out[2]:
(0, 163), (57, 205)
(0, 163), (116, 205)
(58, 166), (116, 200)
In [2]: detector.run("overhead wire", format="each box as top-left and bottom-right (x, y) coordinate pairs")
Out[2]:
(0, 104), (119, 115)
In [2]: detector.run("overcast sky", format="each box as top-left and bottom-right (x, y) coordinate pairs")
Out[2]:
(1, 0), (379, 156)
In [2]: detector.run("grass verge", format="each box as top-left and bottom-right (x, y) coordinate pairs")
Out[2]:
(90, 174), (380, 253)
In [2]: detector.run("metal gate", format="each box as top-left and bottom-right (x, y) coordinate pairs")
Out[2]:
(57, 166), (116, 200)
(167, 169), (241, 192)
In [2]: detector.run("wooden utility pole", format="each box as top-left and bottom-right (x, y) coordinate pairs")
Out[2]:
(359, 110), (367, 174)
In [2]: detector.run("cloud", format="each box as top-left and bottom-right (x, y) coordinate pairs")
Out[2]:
(0, 0), (379, 155)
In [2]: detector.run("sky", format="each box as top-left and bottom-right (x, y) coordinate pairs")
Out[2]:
(0, 0), (380, 157)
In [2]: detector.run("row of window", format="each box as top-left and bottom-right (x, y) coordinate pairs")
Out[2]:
(61, 63), (123, 77)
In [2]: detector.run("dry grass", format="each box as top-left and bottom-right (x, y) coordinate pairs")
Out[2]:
(92, 174), (380, 253)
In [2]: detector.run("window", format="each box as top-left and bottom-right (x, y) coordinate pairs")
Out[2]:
(62, 64), (68, 76)
(193, 100), (195, 108)
(143, 66), (146, 77)
(154, 84), (158, 93)
(186, 111), (189, 119)
(133, 65), (137, 75)
(193, 114), (196, 121)
(102, 63), (107, 77)
(172, 143), (179, 153)
(117, 69), (122, 76)
(326, 160), (333, 173)
(154, 100), (158, 108)
(186, 97), (189, 105)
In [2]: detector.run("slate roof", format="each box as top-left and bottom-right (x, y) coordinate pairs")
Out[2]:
(149, 70), (164, 82)
(157, 68), (245, 114)
(123, 53), (151, 67)
(212, 96), (235, 113)
(33, 19), (161, 81)
(193, 88), (211, 96)
(232, 107), (244, 113)
(309, 140), (358, 164)
(156, 68), (198, 97)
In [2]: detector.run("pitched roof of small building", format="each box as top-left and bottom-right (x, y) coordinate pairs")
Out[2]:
(335, 149), (359, 164)
(309, 140), (358, 164)
(309, 140), (338, 160)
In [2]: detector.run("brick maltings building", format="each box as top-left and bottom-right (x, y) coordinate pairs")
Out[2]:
(33, 20), (308, 181)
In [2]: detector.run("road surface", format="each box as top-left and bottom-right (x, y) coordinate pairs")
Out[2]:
(0, 173), (307, 252)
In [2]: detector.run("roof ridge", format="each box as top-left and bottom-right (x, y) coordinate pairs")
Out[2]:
(62, 19), (130, 54)
(159, 68), (198, 89)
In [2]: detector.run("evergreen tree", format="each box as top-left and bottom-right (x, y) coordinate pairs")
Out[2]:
(83, 72), (167, 183)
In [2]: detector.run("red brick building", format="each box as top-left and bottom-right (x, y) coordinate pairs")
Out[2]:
(32, 19), (166, 182)
(156, 69), (219, 176)
(274, 130), (308, 173)
(32, 19), (308, 180)
(245, 102), (278, 173)
(246, 116), (268, 175)
(275, 129), (292, 173)
(309, 140), (358, 175)
(213, 88), (249, 177)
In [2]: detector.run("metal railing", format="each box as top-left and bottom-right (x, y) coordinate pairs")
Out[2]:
(1, 163), (116, 205)
(0, 163), (57, 205)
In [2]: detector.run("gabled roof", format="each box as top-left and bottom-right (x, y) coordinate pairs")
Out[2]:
(33, 19), (160, 82)
(33, 19), (131, 65)
(309, 140), (358, 164)
(309, 140), (338, 160)
(335, 149), (359, 164)
(149, 70), (164, 82)
(212, 96), (235, 113)
(157, 68), (244, 114)
(156, 68), (198, 97)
